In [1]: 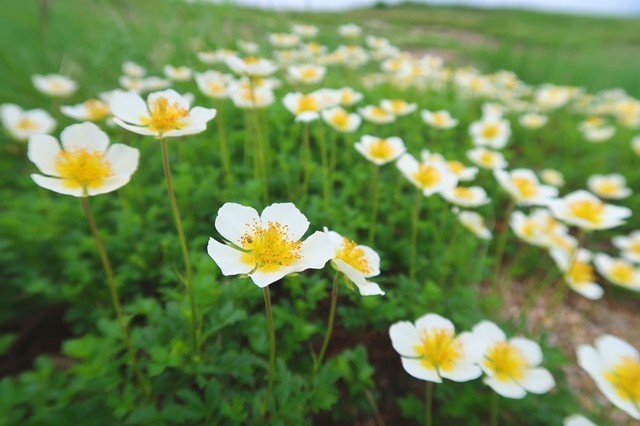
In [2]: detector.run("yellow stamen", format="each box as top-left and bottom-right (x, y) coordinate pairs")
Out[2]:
(567, 199), (604, 226)
(567, 260), (595, 286)
(300, 68), (319, 81)
(594, 181), (621, 197)
(609, 261), (635, 285)
(481, 123), (499, 139)
(604, 356), (640, 403)
(370, 107), (390, 119)
(240, 221), (302, 272)
(296, 95), (319, 114)
(484, 341), (528, 381)
(511, 176), (539, 199)
(336, 238), (371, 274)
(453, 187), (475, 200)
(55, 148), (112, 189)
(414, 328), (462, 373)
(412, 164), (441, 189)
(16, 117), (39, 130)
(84, 100), (110, 121)
(330, 110), (349, 129)
(141, 97), (189, 134)
(447, 161), (465, 175)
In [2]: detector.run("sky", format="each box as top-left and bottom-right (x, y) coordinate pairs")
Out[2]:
(201, 0), (640, 16)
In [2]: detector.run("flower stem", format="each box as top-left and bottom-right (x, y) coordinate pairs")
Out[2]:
(409, 190), (423, 282)
(368, 165), (380, 245)
(80, 197), (151, 398)
(261, 286), (276, 419)
(300, 123), (311, 202)
(490, 392), (499, 426)
(159, 139), (199, 357)
(314, 272), (340, 374)
(425, 381), (433, 426)
(493, 199), (515, 294)
(318, 123), (330, 214)
(214, 102), (233, 188)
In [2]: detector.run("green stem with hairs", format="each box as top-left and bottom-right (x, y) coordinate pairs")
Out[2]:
(409, 190), (423, 282)
(314, 272), (340, 374)
(425, 381), (433, 426)
(261, 287), (276, 419)
(490, 392), (499, 426)
(368, 165), (380, 245)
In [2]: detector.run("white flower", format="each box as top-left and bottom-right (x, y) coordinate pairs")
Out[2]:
(380, 99), (417, 116)
(355, 136), (405, 166)
(195, 71), (231, 99)
(389, 313), (483, 383)
(292, 24), (318, 38)
(397, 154), (457, 196)
(441, 186), (490, 208)
(288, 64), (326, 84)
(225, 56), (278, 77)
(577, 335), (640, 420)
(510, 209), (572, 249)
(237, 40), (259, 54)
(631, 136), (640, 156)
(587, 174), (631, 200)
(421, 110), (458, 129)
(563, 414), (597, 426)
(268, 33), (300, 48)
(444, 160), (478, 182)
(469, 117), (511, 149)
(472, 320), (555, 399)
(481, 102), (506, 120)
(519, 112), (548, 129)
(582, 125), (616, 143)
(550, 248), (603, 299)
(325, 229), (384, 296)
(466, 147), (507, 170)
(206, 202), (334, 287)
(547, 190), (631, 230)
(322, 107), (361, 133)
(0, 104), (56, 141)
(32, 74), (77, 97)
(540, 168), (565, 188)
(612, 231), (640, 263)
(109, 89), (216, 138)
(27, 122), (139, 197)
(457, 210), (492, 240)
(122, 61), (146, 78)
(338, 24), (362, 38)
(282, 92), (323, 122)
(163, 65), (193, 82)
(61, 99), (111, 122)
(140, 76), (171, 92)
(229, 85), (275, 109)
(494, 168), (558, 206)
(593, 253), (640, 291)
(359, 105), (396, 124)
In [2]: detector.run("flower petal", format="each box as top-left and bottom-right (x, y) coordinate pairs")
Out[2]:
(260, 203), (309, 241)
(389, 321), (420, 357)
(440, 362), (482, 382)
(105, 143), (140, 176)
(28, 134), (61, 176)
(207, 238), (254, 276)
(510, 337), (543, 367)
(60, 122), (109, 152)
(484, 376), (526, 399)
(519, 368), (555, 394)
(295, 231), (334, 270)
(415, 313), (454, 334)
(400, 358), (442, 383)
(109, 91), (148, 125)
(31, 174), (83, 197)
(215, 203), (260, 247)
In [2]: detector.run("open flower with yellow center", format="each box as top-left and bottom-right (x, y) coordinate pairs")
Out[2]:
(207, 202), (334, 288)
(282, 92), (328, 122)
(540, 168), (565, 188)
(495, 168), (558, 206)
(577, 334), (640, 420)
(109, 89), (216, 138)
(469, 117), (511, 149)
(420, 150), (478, 181)
(613, 231), (640, 263)
(229, 84), (275, 109)
(510, 209), (574, 249)
(456, 210), (492, 240)
(337, 87), (363, 106)
(380, 99), (417, 116)
(288, 64), (326, 85)
(61, 99), (111, 122)
(587, 173), (631, 200)
(472, 320), (555, 399)
(564, 414), (597, 426)
(322, 107), (361, 133)
(421, 109), (458, 129)
(548, 190), (631, 231)
(32, 74), (77, 97)
(268, 32), (301, 48)
(582, 125), (616, 143)
(518, 112), (548, 129)
(122, 61), (146, 78)
(338, 23), (362, 38)
(355, 135), (406, 165)
(358, 105), (396, 124)
(292, 24), (319, 38)
(441, 185), (490, 208)
(163, 65), (193, 82)
(195, 71), (232, 100)
(632, 136), (640, 156)
(325, 229), (384, 296)
(594, 253), (640, 291)
(225, 55), (278, 78)
(550, 248), (603, 299)
(27, 122), (139, 197)
(466, 147), (507, 170)
(237, 40), (259, 54)
(397, 153), (457, 196)
(1, 104), (56, 141)
(389, 313), (483, 383)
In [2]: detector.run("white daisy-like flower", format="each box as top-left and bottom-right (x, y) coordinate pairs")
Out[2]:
(268, 33), (301, 49)
(444, 160), (478, 182)
(325, 229), (384, 296)
(355, 136), (406, 166)
(631, 136), (640, 156)
(550, 248), (603, 300)
(469, 117), (511, 149)
(195, 71), (231, 100)
(1, 104), (56, 141)
(421, 110), (458, 129)
(380, 99), (417, 116)
(225, 56), (278, 78)
(27, 122), (139, 197)
(282, 92), (328, 122)
(518, 112), (548, 129)
(582, 125), (616, 143)
(494, 168), (558, 206)
(359, 105), (396, 124)
(510, 209), (572, 249)
(163, 65), (193, 82)
(593, 253), (640, 291)
(441, 186), (490, 208)
(466, 147), (508, 170)
(292, 24), (319, 38)
(540, 168), (565, 188)
(322, 107), (361, 133)
(122, 61), (146, 78)
(563, 414), (597, 426)
(237, 40), (259, 54)
(109, 89), (216, 138)
(472, 320), (555, 399)
(587, 173), (631, 200)
(288, 64), (326, 85)
(207, 202), (334, 288)
(32, 74), (78, 97)
(229, 85), (275, 109)
(389, 313), (483, 383)
(612, 231), (640, 263)
(337, 23), (362, 38)
(337, 87), (363, 106)
(456, 210), (492, 240)
(577, 335), (640, 420)
(61, 99), (111, 122)
(547, 190), (631, 231)
(397, 153), (458, 196)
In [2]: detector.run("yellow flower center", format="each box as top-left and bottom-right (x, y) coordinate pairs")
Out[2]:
(478, 151), (498, 167)
(84, 100), (110, 121)
(628, 241), (640, 255)
(330, 110), (349, 129)
(511, 176), (539, 199)
(481, 123), (499, 139)
(239, 221), (302, 272)
(300, 68), (319, 80)
(520, 219), (537, 239)
(412, 164), (441, 189)
(432, 113), (447, 126)
(341, 91), (353, 104)
(296, 95), (319, 114)
(609, 261), (635, 285)
(594, 181), (621, 197)
(244, 56), (259, 64)
(567, 260), (595, 285)
(336, 238), (371, 274)
(54, 148), (112, 189)
(453, 187), (475, 200)
(16, 117), (38, 130)
(208, 81), (225, 95)
(389, 100), (406, 113)
(367, 139), (393, 161)
(142, 97), (189, 134)
(370, 107), (390, 119)
(447, 161), (465, 175)
(484, 341), (529, 381)
(604, 356), (640, 403)
(413, 328), (462, 373)
(567, 199), (604, 226)
(307, 42), (321, 54)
